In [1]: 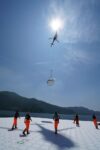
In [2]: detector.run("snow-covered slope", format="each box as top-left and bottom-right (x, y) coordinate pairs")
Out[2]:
(0, 117), (100, 150)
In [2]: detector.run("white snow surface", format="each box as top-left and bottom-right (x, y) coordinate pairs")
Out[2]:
(0, 117), (100, 150)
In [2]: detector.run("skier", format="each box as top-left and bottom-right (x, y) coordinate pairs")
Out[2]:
(23, 112), (32, 135)
(73, 114), (80, 127)
(53, 112), (60, 134)
(92, 114), (98, 129)
(12, 111), (20, 130)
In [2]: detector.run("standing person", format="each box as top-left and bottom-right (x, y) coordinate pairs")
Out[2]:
(73, 114), (80, 127)
(23, 112), (32, 135)
(12, 111), (20, 130)
(92, 114), (98, 129)
(53, 112), (60, 134)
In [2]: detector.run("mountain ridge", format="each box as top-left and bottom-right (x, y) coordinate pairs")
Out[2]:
(0, 91), (100, 115)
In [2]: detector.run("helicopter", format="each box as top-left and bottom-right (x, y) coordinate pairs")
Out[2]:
(49, 32), (59, 47)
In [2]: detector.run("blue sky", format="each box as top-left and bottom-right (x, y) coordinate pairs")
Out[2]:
(0, 0), (100, 110)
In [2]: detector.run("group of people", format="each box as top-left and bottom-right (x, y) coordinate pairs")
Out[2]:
(53, 113), (81, 134)
(11, 111), (32, 135)
(11, 111), (99, 136)
(53, 113), (100, 133)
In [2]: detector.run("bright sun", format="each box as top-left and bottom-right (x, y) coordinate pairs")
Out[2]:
(50, 18), (63, 32)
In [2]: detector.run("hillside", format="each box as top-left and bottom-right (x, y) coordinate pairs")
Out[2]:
(0, 91), (99, 115)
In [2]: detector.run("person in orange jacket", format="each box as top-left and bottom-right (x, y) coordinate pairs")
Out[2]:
(12, 111), (20, 130)
(23, 112), (32, 135)
(92, 114), (98, 129)
(53, 112), (60, 134)
(73, 114), (80, 127)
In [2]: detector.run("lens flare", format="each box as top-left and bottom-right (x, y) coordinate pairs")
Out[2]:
(50, 18), (63, 31)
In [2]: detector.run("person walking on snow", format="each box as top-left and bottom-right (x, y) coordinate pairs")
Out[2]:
(53, 112), (60, 134)
(12, 111), (20, 130)
(92, 114), (98, 129)
(73, 114), (80, 127)
(23, 112), (32, 135)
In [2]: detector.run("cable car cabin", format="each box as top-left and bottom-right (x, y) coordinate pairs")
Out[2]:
(47, 78), (55, 86)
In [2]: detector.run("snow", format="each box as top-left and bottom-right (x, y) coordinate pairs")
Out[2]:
(0, 117), (100, 150)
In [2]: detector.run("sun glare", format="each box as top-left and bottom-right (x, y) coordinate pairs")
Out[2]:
(50, 18), (63, 32)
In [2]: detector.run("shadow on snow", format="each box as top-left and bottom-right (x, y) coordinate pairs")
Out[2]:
(41, 120), (53, 124)
(0, 126), (39, 133)
(36, 123), (76, 149)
